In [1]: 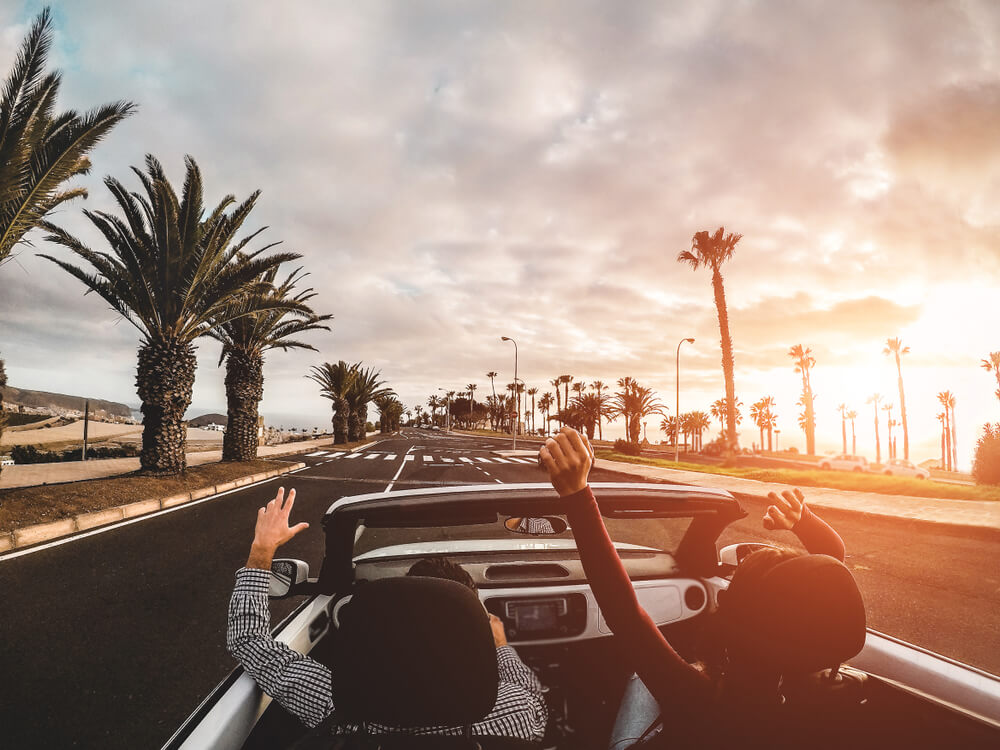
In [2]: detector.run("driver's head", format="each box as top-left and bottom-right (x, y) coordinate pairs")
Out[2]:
(719, 549), (866, 677)
(407, 556), (477, 592)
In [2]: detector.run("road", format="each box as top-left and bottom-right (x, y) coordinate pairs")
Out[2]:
(0, 428), (997, 749)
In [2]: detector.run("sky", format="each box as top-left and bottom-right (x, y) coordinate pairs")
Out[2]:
(1, 0), (999, 467)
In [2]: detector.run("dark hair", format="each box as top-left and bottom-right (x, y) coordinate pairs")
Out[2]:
(407, 557), (477, 592)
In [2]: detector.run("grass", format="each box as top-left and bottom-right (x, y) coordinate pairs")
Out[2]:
(0, 459), (290, 534)
(596, 450), (1000, 503)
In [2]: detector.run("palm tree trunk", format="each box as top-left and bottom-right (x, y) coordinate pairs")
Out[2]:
(137, 338), (196, 475)
(711, 268), (738, 453)
(841, 414), (847, 454)
(897, 363), (909, 460)
(222, 351), (264, 462)
(940, 422), (946, 469)
(333, 398), (349, 444)
(944, 405), (952, 472)
(767, 424), (773, 452)
(850, 420), (856, 454)
(950, 405), (957, 471)
(873, 403), (881, 465)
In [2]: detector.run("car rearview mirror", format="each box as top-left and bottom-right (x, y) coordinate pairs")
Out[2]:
(719, 542), (780, 567)
(504, 516), (569, 536)
(269, 558), (310, 599)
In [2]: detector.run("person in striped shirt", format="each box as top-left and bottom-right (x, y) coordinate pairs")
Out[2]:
(227, 487), (548, 741)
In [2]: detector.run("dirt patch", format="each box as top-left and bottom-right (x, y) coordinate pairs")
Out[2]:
(0, 459), (288, 534)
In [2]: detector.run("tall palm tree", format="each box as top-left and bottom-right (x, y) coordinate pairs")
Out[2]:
(846, 409), (858, 454)
(211, 266), (331, 461)
(560, 375), (574, 422)
(937, 391), (953, 471)
(346, 366), (390, 440)
(486, 372), (498, 428)
(42, 155), (295, 474)
(711, 396), (743, 437)
(982, 352), (1000, 402)
(308, 361), (356, 443)
(466, 383), (477, 415)
(838, 403), (848, 454)
(678, 227), (742, 452)
(526, 387), (538, 432)
(538, 392), (554, 433)
(937, 411), (947, 469)
(688, 411), (712, 451)
(750, 398), (767, 451)
(659, 415), (677, 448)
(591, 380), (607, 440)
(868, 393), (883, 464)
(0, 8), (134, 470)
(610, 379), (666, 443)
(789, 344), (817, 456)
(550, 377), (563, 426)
(882, 403), (895, 460)
(884, 338), (911, 460)
(949, 393), (957, 471)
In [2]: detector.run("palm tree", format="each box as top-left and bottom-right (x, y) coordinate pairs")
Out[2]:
(846, 409), (858, 454)
(466, 383), (477, 415)
(937, 411), (947, 469)
(789, 344), (817, 456)
(211, 266), (331, 461)
(949, 393), (957, 472)
(345, 366), (390, 440)
(308, 361), (356, 443)
(884, 338), (911, 460)
(659, 415), (677, 448)
(42, 155), (295, 474)
(750, 398), (767, 451)
(678, 227), (742, 452)
(550, 377), (563, 426)
(711, 396), (742, 438)
(687, 411), (712, 451)
(982, 352), (1000, 402)
(868, 393), (883, 464)
(0, 9), (134, 470)
(591, 380), (607, 440)
(526, 387), (538, 432)
(610, 379), (666, 443)
(560, 375), (574, 422)
(538, 392), (554, 433)
(882, 402), (895, 460)
(486, 372), (498, 401)
(937, 391), (953, 471)
(838, 403), (848, 454)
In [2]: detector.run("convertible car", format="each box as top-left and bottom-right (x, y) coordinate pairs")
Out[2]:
(163, 483), (1000, 749)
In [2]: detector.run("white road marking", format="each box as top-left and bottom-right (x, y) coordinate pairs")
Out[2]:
(459, 457), (473, 463)
(494, 478), (504, 483)
(422, 455), (433, 462)
(492, 458), (512, 463)
(385, 446), (415, 492)
(328, 452), (345, 458)
(344, 453), (363, 459)
(306, 451), (329, 457)
(404, 455), (414, 461)
(508, 457), (535, 464)
(442, 457), (455, 463)
(475, 457), (492, 463)
(364, 454), (379, 460)
(384, 454), (396, 460)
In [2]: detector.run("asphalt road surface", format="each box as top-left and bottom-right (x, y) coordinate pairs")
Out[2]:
(0, 428), (997, 749)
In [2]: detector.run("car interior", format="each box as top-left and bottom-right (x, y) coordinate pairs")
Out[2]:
(237, 484), (999, 750)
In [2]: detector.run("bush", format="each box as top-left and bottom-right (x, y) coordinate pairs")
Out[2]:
(613, 439), (642, 456)
(9, 443), (138, 464)
(972, 423), (1000, 486)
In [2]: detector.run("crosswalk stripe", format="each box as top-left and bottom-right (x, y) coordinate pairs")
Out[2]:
(345, 453), (363, 459)
(492, 458), (512, 463)
(508, 457), (535, 464)
(364, 454), (378, 460)
(306, 451), (328, 457)
(404, 455), (414, 461)
(384, 454), (396, 460)
(328, 452), (345, 458)
(459, 457), (473, 463)
(422, 455), (433, 462)
(442, 457), (455, 463)
(475, 457), (492, 463)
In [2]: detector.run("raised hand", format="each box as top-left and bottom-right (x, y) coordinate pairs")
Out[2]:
(538, 426), (594, 497)
(762, 488), (805, 531)
(246, 487), (309, 569)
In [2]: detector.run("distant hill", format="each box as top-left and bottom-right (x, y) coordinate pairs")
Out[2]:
(188, 413), (228, 428)
(1, 385), (132, 419)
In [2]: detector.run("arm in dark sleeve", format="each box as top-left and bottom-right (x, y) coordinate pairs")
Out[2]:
(563, 486), (711, 707)
(792, 505), (845, 561)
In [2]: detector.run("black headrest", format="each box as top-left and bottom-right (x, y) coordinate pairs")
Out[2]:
(330, 576), (499, 728)
(730, 554), (866, 674)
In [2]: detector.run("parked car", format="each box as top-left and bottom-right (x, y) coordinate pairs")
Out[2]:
(819, 454), (869, 472)
(882, 458), (930, 479)
(163, 483), (1000, 750)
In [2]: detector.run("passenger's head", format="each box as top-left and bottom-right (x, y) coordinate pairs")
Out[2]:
(718, 549), (866, 679)
(407, 556), (477, 592)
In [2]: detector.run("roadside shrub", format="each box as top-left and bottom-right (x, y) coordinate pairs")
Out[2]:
(5, 413), (49, 427)
(613, 439), (642, 456)
(972, 423), (1000, 486)
(9, 443), (138, 464)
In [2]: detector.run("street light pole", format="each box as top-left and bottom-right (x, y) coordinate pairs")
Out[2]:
(675, 337), (695, 463)
(501, 336), (518, 451)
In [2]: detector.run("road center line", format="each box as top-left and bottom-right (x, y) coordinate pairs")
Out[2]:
(384, 446), (414, 493)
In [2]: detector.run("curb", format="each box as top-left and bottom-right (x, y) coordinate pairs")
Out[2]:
(1, 462), (305, 553)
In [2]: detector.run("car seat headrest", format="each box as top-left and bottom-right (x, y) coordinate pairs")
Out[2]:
(729, 554), (866, 675)
(330, 576), (499, 728)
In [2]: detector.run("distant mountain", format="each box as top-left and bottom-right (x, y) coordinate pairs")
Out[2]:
(188, 413), (228, 428)
(1, 385), (132, 419)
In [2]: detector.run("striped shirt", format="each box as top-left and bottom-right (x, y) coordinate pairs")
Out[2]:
(227, 568), (547, 741)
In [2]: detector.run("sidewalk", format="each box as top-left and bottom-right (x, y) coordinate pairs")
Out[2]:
(594, 458), (1000, 532)
(0, 436), (338, 490)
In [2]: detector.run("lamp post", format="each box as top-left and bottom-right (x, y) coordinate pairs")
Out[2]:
(675, 338), (695, 463)
(501, 336), (518, 451)
(437, 388), (452, 432)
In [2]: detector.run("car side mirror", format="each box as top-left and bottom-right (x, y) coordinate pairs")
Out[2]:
(719, 542), (780, 567)
(503, 516), (569, 536)
(269, 558), (310, 599)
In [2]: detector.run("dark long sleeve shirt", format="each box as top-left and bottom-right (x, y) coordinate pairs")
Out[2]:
(562, 487), (847, 711)
(227, 568), (547, 740)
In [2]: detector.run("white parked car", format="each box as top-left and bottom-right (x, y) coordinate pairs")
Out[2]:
(882, 458), (930, 479)
(819, 454), (869, 472)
